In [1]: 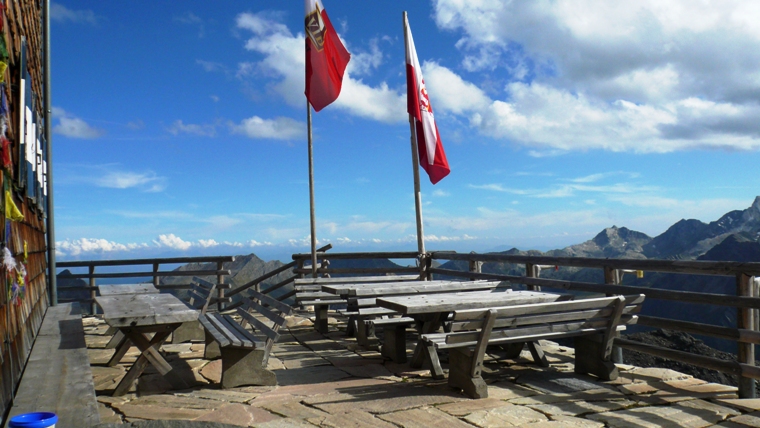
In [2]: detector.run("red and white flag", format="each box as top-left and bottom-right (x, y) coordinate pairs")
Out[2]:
(305, 0), (351, 112)
(405, 15), (450, 185)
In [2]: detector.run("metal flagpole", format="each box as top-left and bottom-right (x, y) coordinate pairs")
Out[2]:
(43, 0), (56, 305)
(307, 100), (318, 278)
(403, 12), (426, 272)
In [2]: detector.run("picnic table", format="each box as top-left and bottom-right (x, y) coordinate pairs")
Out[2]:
(98, 283), (161, 348)
(95, 293), (199, 396)
(376, 289), (572, 376)
(320, 280), (501, 347)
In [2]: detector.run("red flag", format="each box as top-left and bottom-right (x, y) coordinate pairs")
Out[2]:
(305, 0), (350, 112)
(404, 15), (450, 185)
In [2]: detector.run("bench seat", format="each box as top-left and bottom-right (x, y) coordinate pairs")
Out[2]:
(5, 303), (100, 427)
(420, 294), (645, 398)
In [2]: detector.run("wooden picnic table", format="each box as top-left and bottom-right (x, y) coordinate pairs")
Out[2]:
(95, 293), (199, 396)
(98, 283), (159, 296)
(376, 289), (572, 376)
(321, 279), (498, 298)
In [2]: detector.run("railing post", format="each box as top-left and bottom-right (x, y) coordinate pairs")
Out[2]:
(468, 256), (482, 281)
(152, 262), (159, 287)
(320, 258), (330, 278)
(217, 261), (225, 312)
(738, 273), (756, 398)
(525, 263), (540, 291)
(89, 265), (96, 315)
(604, 266), (624, 364)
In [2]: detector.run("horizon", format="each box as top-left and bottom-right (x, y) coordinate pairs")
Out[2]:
(52, 2), (760, 263)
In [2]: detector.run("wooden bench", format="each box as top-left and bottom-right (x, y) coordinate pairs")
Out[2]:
(5, 303), (100, 427)
(420, 294), (645, 398)
(294, 275), (420, 333)
(200, 289), (293, 388)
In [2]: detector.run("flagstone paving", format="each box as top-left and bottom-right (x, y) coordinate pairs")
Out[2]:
(84, 310), (760, 427)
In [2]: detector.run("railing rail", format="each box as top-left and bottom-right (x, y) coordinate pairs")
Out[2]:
(56, 256), (235, 313)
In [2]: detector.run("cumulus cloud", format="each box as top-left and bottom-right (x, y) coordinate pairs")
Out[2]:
(154, 234), (193, 250)
(231, 116), (304, 140)
(52, 107), (104, 139)
(56, 238), (148, 256)
(198, 239), (219, 248)
(430, 0), (760, 152)
(235, 12), (405, 123)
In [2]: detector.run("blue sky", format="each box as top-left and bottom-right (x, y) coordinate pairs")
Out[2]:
(51, 1), (760, 261)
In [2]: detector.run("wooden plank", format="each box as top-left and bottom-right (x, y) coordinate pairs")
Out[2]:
(58, 255), (235, 268)
(443, 319), (627, 347)
(358, 307), (399, 316)
(98, 283), (158, 296)
(294, 274), (420, 285)
(247, 290), (294, 315)
(237, 309), (281, 342)
(378, 290), (570, 315)
(221, 315), (262, 346)
(96, 294), (199, 328)
(218, 315), (256, 348)
(451, 307), (640, 332)
(61, 269), (232, 279)
(241, 297), (281, 325)
(452, 295), (641, 320)
(205, 314), (243, 347)
(199, 316), (232, 348)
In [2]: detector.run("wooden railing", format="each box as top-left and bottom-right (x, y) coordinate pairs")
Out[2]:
(56, 248), (760, 398)
(56, 256), (235, 313)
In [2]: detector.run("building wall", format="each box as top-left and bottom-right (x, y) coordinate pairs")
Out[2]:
(0, 0), (50, 419)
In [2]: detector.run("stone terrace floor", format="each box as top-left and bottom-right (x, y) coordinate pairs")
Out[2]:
(85, 311), (760, 428)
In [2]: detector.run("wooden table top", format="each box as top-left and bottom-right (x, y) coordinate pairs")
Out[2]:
(98, 283), (159, 296)
(95, 293), (199, 328)
(376, 290), (571, 315)
(321, 280), (499, 297)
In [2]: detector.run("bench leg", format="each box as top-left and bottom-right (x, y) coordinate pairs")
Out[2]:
(346, 315), (357, 337)
(574, 336), (619, 381)
(220, 347), (277, 388)
(204, 329), (222, 359)
(423, 343), (445, 380)
(381, 325), (408, 363)
(172, 320), (205, 343)
(527, 341), (549, 367)
(448, 348), (488, 399)
(356, 316), (377, 347)
(499, 342), (524, 359)
(314, 305), (329, 334)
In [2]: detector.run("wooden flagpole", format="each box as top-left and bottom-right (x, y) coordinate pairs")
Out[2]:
(403, 12), (426, 269)
(307, 100), (318, 278)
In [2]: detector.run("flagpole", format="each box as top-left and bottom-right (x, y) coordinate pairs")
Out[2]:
(403, 11), (426, 270)
(307, 100), (318, 278)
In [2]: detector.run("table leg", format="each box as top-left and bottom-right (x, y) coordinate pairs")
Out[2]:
(410, 313), (444, 369)
(107, 333), (131, 367)
(111, 325), (189, 396)
(105, 328), (124, 349)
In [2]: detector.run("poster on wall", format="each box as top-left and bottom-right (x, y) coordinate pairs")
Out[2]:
(26, 96), (37, 205)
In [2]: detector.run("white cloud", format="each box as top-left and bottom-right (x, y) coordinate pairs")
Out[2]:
(96, 171), (165, 192)
(154, 234), (193, 251)
(432, 189), (450, 197)
(231, 116), (304, 141)
(52, 107), (104, 139)
(235, 12), (405, 123)
(56, 238), (147, 256)
(50, 3), (98, 25)
(430, 0), (760, 152)
(348, 38), (384, 76)
(422, 61), (490, 115)
(168, 120), (216, 137)
(175, 12), (205, 37)
(198, 239), (219, 248)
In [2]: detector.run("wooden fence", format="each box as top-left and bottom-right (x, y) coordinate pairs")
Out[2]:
(54, 249), (760, 398)
(56, 256), (235, 313)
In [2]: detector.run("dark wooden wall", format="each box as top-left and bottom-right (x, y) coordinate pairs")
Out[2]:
(0, 0), (50, 419)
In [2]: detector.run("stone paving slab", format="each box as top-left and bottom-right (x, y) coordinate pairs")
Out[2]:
(463, 403), (549, 427)
(378, 407), (473, 427)
(307, 410), (397, 428)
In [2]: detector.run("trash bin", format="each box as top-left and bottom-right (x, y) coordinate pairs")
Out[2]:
(7, 412), (58, 427)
